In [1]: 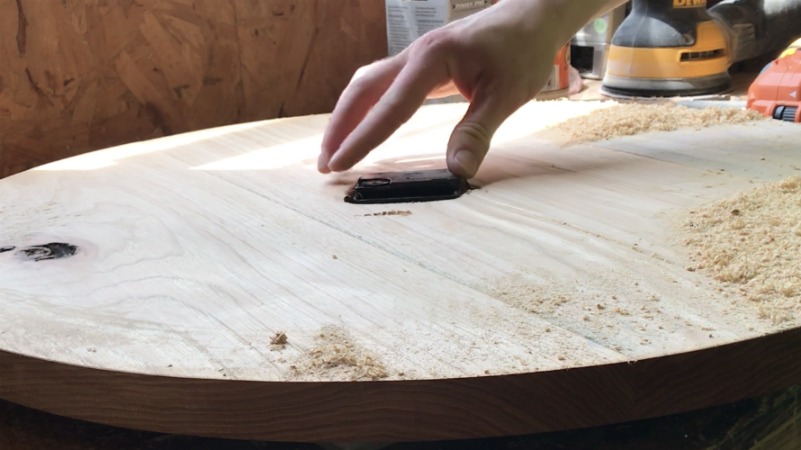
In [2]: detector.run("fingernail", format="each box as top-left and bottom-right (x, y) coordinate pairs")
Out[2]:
(327, 153), (351, 172)
(327, 155), (341, 171)
(452, 150), (478, 177)
(317, 155), (331, 173)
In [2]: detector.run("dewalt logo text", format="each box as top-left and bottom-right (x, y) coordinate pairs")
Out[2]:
(673, 0), (706, 7)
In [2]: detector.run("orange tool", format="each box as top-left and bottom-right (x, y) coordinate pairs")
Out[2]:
(747, 39), (801, 123)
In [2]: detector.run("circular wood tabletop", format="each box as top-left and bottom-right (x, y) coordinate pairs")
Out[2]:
(1, 101), (800, 442)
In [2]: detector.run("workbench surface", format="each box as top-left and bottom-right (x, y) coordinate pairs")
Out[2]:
(1, 100), (800, 442)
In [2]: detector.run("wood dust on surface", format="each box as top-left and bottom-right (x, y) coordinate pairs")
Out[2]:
(364, 210), (412, 217)
(487, 279), (571, 316)
(290, 325), (388, 381)
(549, 102), (765, 144)
(482, 277), (600, 360)
(479, 272), (669, 357)
(683, 177), (801, 324)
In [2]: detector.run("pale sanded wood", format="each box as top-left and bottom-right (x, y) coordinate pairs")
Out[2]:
(1, 101), (800, 441)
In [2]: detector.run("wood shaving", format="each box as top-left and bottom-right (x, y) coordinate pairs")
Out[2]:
(551, 102), (764, 144)
(364, 210), (412, 217)
(291, 325), (388, 381)
(270, 331), (288, 350)
(683, 177), (801, 323)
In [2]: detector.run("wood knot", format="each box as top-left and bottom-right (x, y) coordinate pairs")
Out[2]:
(17, 243), (78, 261)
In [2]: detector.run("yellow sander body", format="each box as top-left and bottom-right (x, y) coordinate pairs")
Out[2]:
(602, 0), (732, 97)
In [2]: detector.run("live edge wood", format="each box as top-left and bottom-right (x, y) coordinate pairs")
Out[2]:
(2, 101), (801, 442)
(2, 328), (801, 442)
(0, 0), (386, 177)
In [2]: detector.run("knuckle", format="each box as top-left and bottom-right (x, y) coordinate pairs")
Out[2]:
(349, 58), (393, 87)
(458, 121), (493, 144)
(346, 69), (385, 96)
(348, 73), (373, 92)
(409, 28), (453, 58)
(352, 65), (372, 81)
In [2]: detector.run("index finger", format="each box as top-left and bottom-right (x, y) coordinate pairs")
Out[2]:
(326, 54), (451, 172)
(319, 58), (405, 173)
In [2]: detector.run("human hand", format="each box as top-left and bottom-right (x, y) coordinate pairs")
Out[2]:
(318, 0), (571, 178)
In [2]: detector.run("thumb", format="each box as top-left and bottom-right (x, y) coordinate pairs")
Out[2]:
(446, 91), (515, 178)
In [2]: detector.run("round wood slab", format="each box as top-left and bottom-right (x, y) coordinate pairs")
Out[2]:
(1, 101), (801, 442)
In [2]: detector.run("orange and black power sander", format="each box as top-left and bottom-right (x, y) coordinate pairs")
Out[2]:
(747, 37), (801, 122)
(601, 0), (801, 98)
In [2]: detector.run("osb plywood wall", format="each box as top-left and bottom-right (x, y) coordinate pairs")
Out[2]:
(0, 0), (387, 177)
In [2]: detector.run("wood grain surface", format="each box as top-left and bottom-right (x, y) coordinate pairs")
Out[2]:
(1, 101), (800, 441)
(0, 0), (386, 177)
(1, 387), (800, 449)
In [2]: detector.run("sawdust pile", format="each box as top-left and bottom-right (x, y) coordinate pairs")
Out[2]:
(291, 325), (388, 381)
(683, 177), (801, 322)
(552, 103), (764, 144)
